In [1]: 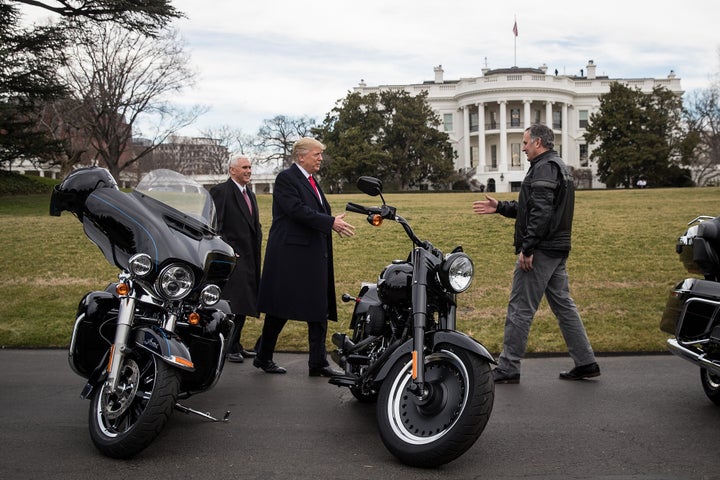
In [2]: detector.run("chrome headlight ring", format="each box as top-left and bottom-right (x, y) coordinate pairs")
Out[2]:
(439, 252), (474, 293)
(128, 253), (153, 277)
(200, 284), (222, 306)
(156, 263), (195, 300)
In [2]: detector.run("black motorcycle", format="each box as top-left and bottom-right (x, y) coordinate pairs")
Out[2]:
(329, 176), (495, 468)
(50, 167), (237, 458)
(661, 215), (720, 405)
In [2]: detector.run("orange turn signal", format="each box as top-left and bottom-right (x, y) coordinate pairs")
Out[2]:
(188, 312), (200, 325)
(115, 283), (130, 296)
(173, 356), (194, 369)
(370, 214), (383, 227)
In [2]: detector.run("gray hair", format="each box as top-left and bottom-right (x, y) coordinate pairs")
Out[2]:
(228, 155), (250, 170)
(526, 124), (555, 149)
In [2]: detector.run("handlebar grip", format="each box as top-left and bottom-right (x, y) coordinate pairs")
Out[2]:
(346, 202), (369, 214)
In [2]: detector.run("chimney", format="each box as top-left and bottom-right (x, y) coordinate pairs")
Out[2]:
(434, 65), (444, 84)
(586, 60), (596, 79)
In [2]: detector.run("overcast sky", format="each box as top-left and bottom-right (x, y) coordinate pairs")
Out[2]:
(21, 0), (720, 137)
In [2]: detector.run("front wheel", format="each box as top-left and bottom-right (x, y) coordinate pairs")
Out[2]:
(89, 350), (180, 458)
(376, 346), (494, 467)
(700, 367), (720, 406)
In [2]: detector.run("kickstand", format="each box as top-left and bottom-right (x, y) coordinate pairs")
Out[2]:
(175, 402), (231, 422)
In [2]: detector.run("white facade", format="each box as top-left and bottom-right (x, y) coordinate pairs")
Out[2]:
(354, 60), (683, 192)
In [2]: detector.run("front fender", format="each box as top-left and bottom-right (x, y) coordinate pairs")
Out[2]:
(134, 327), (195, 371)
(373, 330), (495, 383)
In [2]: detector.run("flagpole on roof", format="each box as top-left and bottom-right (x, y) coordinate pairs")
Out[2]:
(513, 15), (518, 67)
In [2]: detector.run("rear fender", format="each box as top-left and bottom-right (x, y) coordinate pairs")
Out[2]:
(373, 330), (495, 383)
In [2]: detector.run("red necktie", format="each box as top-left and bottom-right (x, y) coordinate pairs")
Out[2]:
(308, 175), (321, 201)
(242, 188), (253, 216)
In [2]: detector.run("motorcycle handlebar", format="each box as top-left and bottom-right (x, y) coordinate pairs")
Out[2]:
(346, 201), (428, 249)
(345, 202), (374, 215)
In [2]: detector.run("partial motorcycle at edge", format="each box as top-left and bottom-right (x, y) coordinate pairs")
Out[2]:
(50, 167), (237, 458)
(661, 215), (720, 405)
(329, 176), (495, 468)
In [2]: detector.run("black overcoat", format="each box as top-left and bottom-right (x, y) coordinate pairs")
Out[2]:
(209, 179), (262, 317)
(256, 163), (337, 322)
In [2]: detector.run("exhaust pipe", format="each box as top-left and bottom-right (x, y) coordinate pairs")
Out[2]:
(667, 339), (720, 377)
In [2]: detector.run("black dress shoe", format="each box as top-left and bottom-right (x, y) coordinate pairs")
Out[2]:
(253, 359), (286, 374)
(309, 366), (343, 377)
(492, 369), (520, 384)
(559, 362), (601, 381)
(239, 348), (256, 359)
(226, 353), (244, 363)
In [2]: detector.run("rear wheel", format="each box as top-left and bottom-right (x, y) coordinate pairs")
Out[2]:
(700, 367), (720, 406)
(376, 345), (494, 467)
(89, 350), (180, 458)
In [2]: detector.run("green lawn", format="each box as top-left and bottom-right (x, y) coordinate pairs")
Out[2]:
(1, 187), (718, 354)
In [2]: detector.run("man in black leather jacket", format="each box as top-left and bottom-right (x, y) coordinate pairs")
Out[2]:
(473, 124), (600, 384)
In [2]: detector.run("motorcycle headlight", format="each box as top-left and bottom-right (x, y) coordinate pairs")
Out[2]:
(200, 284), (221, 306)
(128, 253), (153, 277)
(439, 252), (474, 293)
(156, 264), (195, 300)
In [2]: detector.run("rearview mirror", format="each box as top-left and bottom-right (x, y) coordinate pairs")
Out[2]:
(357, 176), (383, 197)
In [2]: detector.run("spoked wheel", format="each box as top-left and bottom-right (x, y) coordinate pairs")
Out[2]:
(700, 367), (720, 406)
(376, 346), (494, 468)
(89, 350), (180, 458)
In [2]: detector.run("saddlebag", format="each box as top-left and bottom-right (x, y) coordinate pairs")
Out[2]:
(661, 278), (720, 340)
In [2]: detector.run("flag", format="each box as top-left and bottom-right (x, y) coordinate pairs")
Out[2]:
(513, 21), (518, 37)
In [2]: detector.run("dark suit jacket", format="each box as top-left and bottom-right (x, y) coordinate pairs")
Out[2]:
(209, 179), (262, 317)
(257, 163), (337, 322)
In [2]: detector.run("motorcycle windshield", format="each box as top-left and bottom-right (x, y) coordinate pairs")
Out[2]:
(135, 169), (217, 228)
(81, 170), (234, 278)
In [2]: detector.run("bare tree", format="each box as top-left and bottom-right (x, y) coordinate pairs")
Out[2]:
(200, 125), (258, 175)
(57, 20), (207, 179)
(684, 88), (720, 186)
(33, 98), (98, 175)
(256, 115), (316, 169)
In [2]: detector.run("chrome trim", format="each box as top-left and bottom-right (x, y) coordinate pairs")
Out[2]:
(667, 338), (720, 377)
(678, 296), (720, 337)
(68, 312), (85, 377)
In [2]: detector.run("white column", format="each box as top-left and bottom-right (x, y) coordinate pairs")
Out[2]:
(462, 106), (471, 170)
(523, 100), (532, 129)
(561, 102), (569, 160)
(477, 103), (486, 171)
(499, 101), (508, 179)
(523, 100), (533, 169)
(545, 101), (553, 128)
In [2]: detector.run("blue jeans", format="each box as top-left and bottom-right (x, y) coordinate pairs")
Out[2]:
(496, 250), (596, 376)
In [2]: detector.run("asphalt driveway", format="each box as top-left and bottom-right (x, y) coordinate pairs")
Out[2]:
(1, 350), (719, 480)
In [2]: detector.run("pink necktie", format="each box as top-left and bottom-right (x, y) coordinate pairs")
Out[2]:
(242, 188), (253, 216)
(308, 176), (321, 200)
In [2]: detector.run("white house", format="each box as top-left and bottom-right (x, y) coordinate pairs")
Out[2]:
(354, 60), (683, 191)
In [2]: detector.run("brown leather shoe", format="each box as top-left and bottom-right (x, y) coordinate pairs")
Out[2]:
(559, 362), (601, 381)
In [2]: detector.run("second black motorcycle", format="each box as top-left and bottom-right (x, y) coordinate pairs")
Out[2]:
(329, 176), (495, 468)
(50, 168), (237, 458)
(661, 215), (720, 405)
